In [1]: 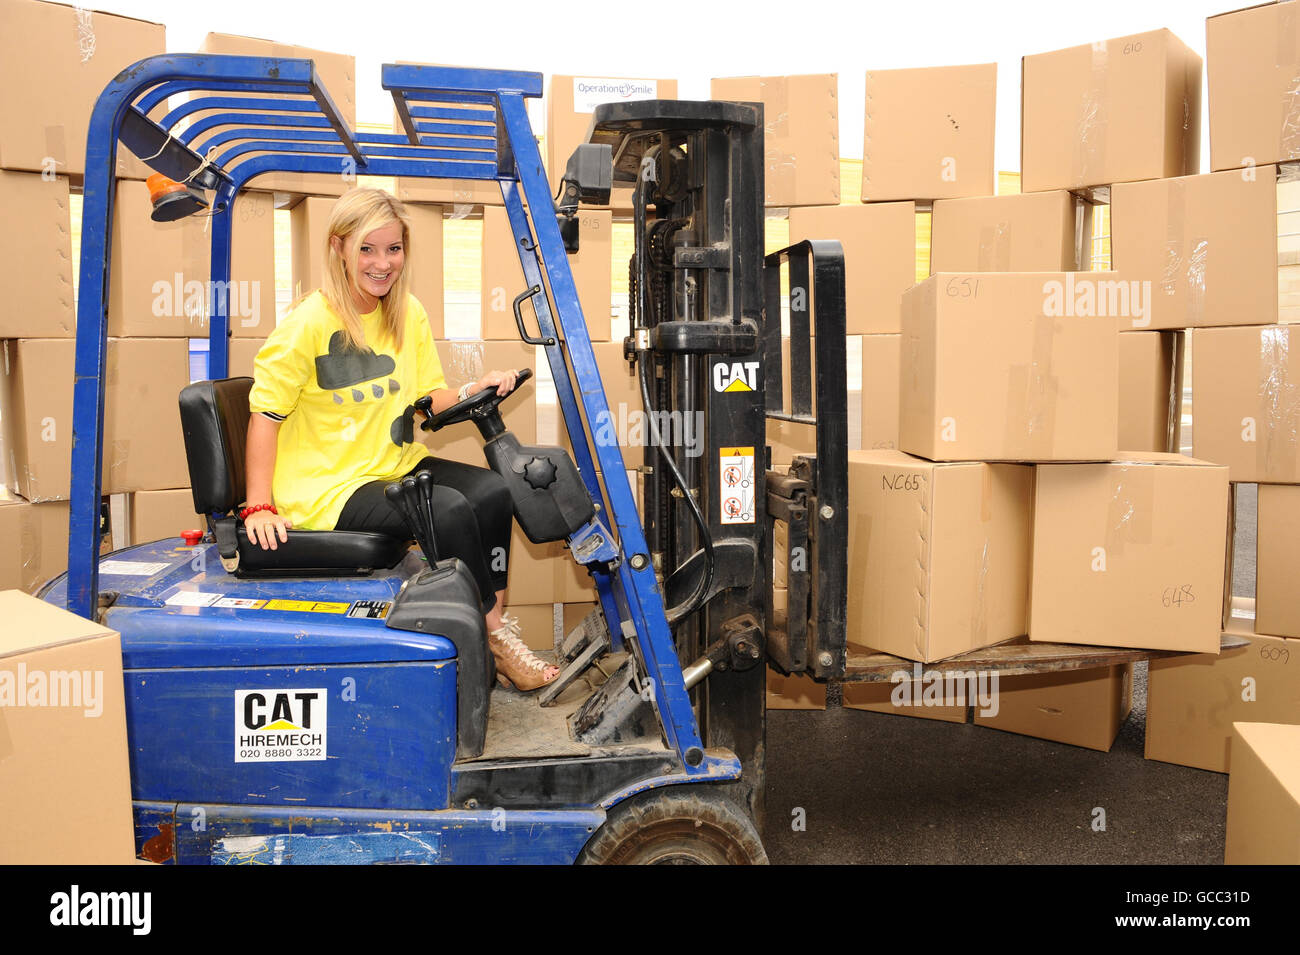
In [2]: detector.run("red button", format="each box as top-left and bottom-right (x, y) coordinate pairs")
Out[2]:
(181, 529), (204, 546)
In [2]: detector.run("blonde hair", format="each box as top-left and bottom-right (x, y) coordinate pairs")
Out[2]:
(321, 187), (413, 351)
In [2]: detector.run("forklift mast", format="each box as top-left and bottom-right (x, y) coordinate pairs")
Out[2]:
(583, 102), (849, 814)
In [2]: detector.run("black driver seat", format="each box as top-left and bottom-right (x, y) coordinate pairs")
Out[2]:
(179, 377), (409, 576)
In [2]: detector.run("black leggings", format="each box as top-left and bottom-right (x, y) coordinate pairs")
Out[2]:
(335, 456), (513, 611)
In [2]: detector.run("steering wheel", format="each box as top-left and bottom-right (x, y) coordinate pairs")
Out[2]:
(419, 368), (533, 434)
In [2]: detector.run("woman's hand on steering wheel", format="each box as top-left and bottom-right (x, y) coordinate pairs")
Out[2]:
(476, 368), (518, 397)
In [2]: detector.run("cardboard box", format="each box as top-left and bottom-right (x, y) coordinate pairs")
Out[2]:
(1208, 3), (1300, 172)
(1111, 170), (1277, 328)
(420, 340), (537, 467)
(481, 205), (611, 341)
(506, 521), (594, 605)
(547, 75), (678, 212)
(711, 74), (840, 208)
(860, 64), (997, 202)
(0, 170), (74, 337)
(899, 272), (1120, 462)
(562, 600), (598, 638)
(0, 492), (69, 594)
(129, 488), (199, 545)
(1191, 325), (1300, 482)
(841, 671), (971, 723)
(1118, 331), (1176, 452)
(862, 333), (900, 451)
(196, 33), (355, 196)
(559, 342), (644, 472)
(1021, 29), (1201, 193)
(1147, 601), (1300, 773)
(846, 450), (1034, 662)
(787, 203), (915, 334)
(974, 664), (1133, 751)
(1256, 484), (1300, 638)
(503, 602), (555, 653)
(289, 194), (445, 338)
(0, 590), (136, 863)
(1031, 453), (1228, 653)
(766, 669), (828, 710)
(930, 191), (1079, 272)
(227, 337), (266, 379)
(4, 338), (191, 500)
(110, 180), (276, 338)
(1224, 722), (1300, 864)
(0, 0), (164, 179)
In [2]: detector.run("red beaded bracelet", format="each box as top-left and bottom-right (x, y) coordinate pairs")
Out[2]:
(239, 503), (278, 522)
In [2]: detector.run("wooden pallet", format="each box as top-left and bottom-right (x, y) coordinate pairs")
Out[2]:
(838, 633), (1250, 683)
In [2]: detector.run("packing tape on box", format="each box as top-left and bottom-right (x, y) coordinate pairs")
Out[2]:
(909, 485), (930, 662)
(1278, 2), (1300, 161)
(1073, 42), (1110, 189)
(19, 504), (40, 593)
(1004, 319), (1059, 456)
(761, 78), (799, 204)
(977, 222), (1011, 271)
(74, 6), (97, 62)
(108, 439), (130, 490)
(1258, 326), (1300, 481)
(969, 539), (990, 651)
(446, 341), (485, 387)
(1161, 179), (1208, 327)
(1104, 464), (1154, 557)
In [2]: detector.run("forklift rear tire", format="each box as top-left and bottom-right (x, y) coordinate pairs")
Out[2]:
(577, 785), (768, 865)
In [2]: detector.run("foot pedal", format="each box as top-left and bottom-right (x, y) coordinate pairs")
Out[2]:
(539, 627), (611, 708)
(560, 608), (608, 663)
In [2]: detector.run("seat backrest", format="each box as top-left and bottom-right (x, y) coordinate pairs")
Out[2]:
(180, 377), (252, 516)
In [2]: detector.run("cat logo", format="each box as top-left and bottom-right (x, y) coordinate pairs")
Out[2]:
(235, 688), (328, 762)
(712, 360), (760, 393)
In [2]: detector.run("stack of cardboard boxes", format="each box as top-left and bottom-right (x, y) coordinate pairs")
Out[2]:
(0, 0), (195, 590)
(774, 28), (1252, 754)
(1139, 2), (1300, 778)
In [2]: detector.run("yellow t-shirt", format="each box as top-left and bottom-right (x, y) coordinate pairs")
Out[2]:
(248, 290), (447, 530)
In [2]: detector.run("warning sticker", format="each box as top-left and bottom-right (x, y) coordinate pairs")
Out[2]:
(264, 599), (350, 614)
(100, 559), (171, 576)
(235, 688), (327, 762)
(719, 447), (755, 524)
(347, 600), (391, 619)
(213, 597), (267, 610)
(164, 590), (222, 607)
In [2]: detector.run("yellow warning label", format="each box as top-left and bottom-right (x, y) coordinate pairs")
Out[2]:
(264, 600), (351, 614)
(719, 447), (754, 457)
(722, 378), (753, 392)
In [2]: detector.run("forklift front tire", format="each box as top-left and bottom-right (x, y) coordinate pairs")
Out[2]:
(578, 785), (768, 865)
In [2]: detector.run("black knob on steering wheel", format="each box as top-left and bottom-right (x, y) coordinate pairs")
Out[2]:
(421, 368), (533, 434)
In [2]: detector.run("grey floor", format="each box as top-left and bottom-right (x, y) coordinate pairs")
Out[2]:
(761, 488), (1258, 865)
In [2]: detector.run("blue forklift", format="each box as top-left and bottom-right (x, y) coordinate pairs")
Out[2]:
(44, 53), (1209, 865)
(40, 53), (854, 864)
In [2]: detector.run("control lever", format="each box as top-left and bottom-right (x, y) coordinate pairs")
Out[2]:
(416, 471), (438, 551)
(384, 475), (441, 561)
